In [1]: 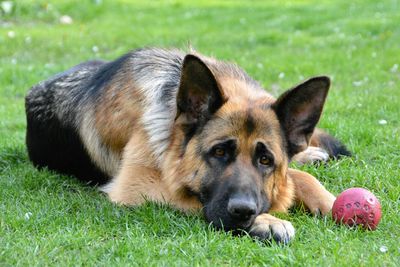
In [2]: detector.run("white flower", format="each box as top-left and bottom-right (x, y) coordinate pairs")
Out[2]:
(379, 245), (388, 253)
(7, 30), (15, 38)
(390, 64), (398, 73)
(1, 1), (13, 14)
(24, 212), (33, 220)
(60, 15), (73, 25)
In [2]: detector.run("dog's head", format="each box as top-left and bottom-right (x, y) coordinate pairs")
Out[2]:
(170, 55), (330, 231)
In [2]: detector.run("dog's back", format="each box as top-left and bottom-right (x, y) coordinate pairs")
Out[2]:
(25, 48), (188, 184)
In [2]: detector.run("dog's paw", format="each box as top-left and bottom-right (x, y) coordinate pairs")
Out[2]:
(307, 191), (336, 216)
(292, 146), (329, 165)
(248, 214), (295, 245)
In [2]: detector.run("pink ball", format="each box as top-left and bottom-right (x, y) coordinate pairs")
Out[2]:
(332, 188), (381, 230)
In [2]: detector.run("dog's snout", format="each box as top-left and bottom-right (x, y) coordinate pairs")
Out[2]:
(227, 198), (257, 219)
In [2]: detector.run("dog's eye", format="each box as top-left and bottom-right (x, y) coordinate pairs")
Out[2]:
(214, 147), (226, 157)
(209, 139), (236, 161)
(259, 155), (271, 166)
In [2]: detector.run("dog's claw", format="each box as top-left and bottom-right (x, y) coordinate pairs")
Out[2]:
(248, 214), (295, 245)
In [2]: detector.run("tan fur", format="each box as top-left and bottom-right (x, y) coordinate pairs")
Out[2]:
(79, 108), (121, 176)
(269, 165), (295, 213)
(109, 118), (203, 211)
(107, 128), (163, 204)
(217, 77), (273, 103)
(95, 74), (143, 154)
(106, 70), (333, 213)
(289, 168), (336, 215)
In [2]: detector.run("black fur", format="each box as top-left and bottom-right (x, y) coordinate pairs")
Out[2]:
(245, 113), (256, 135)
(26, 110), (109, 185)
(86, 53), (133, 101)
(273, 76), (330, 157)
(318, 132), (351, 158)
(177, 55), (225, 124)
(25, 61), (110, 185)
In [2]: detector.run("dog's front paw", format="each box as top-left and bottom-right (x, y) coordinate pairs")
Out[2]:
(248, 214), (295, 245)
(307, 192), (336, 216)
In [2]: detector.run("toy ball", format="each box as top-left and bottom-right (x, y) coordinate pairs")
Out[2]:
(332, 188), (381, 230)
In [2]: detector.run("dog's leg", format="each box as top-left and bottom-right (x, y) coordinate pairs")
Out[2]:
(107, 164), (168, 206)
(100, 127), (170, 207)
(103, 130), (202, 212)
(106, 163), (202, 212)
(288, 168), (335, 215)
(249, 213), (295, 244)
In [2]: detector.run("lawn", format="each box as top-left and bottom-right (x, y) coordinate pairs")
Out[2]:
(1, 0), (399, 266)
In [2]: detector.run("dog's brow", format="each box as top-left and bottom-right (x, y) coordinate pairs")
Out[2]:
(245, 112), (256, 135)
(209, 137), (236, 147)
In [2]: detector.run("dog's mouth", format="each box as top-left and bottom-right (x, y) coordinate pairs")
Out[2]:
(204, 208), (257, 231)
(231, 217), (255, 230)
(212, 217), (256, 232)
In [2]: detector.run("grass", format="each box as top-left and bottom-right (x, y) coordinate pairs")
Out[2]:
(1, 0), (399, 265)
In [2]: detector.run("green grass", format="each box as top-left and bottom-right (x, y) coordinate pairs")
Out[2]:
(1, 0), (399, 265)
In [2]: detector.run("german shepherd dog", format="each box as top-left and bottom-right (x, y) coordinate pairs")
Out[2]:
(25, 48), (349, 244)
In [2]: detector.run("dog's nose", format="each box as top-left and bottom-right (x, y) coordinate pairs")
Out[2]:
(227, 198), (257, 219)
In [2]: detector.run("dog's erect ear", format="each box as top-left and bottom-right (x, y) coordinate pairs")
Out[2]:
(272, 76), (330, 158)
(177, 55), (225, 124)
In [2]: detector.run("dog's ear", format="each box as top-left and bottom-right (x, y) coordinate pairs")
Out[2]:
(177, 55), (225, 124)
(272, 76), (330, 158)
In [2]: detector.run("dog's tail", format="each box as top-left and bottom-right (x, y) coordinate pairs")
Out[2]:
(310, 128), (351, 159)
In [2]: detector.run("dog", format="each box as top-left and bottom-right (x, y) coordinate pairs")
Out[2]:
(25, 48), (350, 244)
